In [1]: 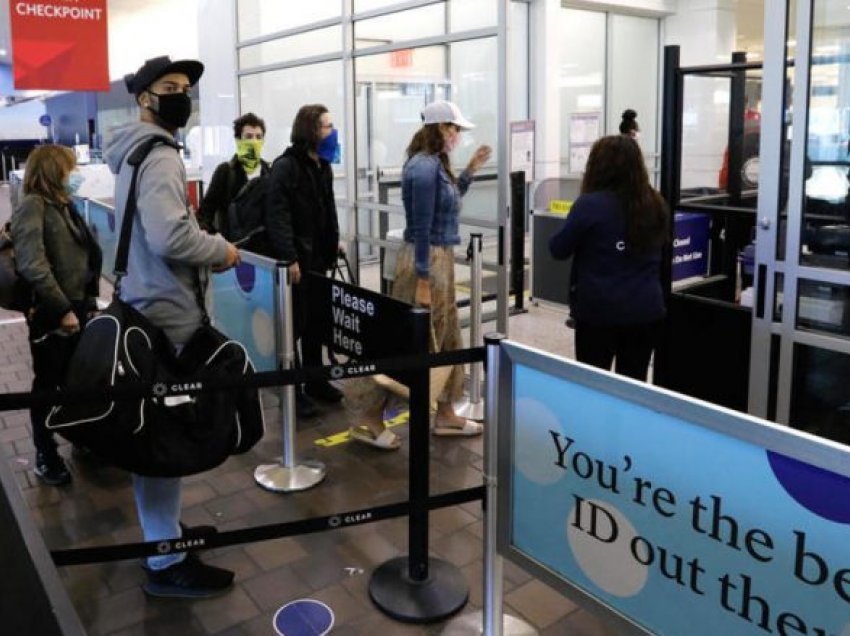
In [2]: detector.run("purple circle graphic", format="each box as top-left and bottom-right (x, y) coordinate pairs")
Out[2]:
(235, 262), (256, 294)
(767, 450), (850, 524)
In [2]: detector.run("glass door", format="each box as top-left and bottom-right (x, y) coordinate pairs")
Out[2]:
(750, 0), (850, 443)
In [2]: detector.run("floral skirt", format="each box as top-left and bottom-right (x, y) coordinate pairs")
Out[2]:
(344, 243), (465, 414)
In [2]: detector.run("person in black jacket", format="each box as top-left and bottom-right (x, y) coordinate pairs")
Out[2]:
(264, 104), (342, 413)
(198, 112), (269, 236)
(11, 144), (102, 486)
(549, 135), (668, 381)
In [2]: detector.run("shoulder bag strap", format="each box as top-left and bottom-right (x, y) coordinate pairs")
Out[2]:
(113, 136), (180, 296)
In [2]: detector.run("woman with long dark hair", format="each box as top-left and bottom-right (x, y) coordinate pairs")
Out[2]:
(265, 104), (343, 416)
(550, 135), (668, 380)
(345, 100), (491, 449)
(11, 144), (101, 485)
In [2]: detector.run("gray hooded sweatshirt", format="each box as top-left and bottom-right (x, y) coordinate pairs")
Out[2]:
(105, 122), (228, 345)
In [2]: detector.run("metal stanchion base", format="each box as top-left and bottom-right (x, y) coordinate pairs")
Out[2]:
(254, 460), (326, 492)
(369, 557), (469, 624)
(440, 611), (539, 635)
(455, 398), (485, 422)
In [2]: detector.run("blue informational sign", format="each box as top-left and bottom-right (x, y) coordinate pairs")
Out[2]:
(210, 258), (277, 372)
(672, 212), (710, 281)
(273, 599), (334, 636)
(503, 344), (850, 636)
(39, 114), (51, 127)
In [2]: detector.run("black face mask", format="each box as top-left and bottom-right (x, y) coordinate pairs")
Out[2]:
(147, 91), (192, 129)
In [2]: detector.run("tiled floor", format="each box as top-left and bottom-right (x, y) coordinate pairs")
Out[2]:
(0, 303), (628, 635)
(0, 179), (625, 635)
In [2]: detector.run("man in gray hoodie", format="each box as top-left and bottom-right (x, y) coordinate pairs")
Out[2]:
(105, 56), (240, 598)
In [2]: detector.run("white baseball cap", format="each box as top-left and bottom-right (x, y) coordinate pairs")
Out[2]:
(421, 100), (475, 130)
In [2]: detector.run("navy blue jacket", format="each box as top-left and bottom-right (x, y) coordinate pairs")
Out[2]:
(549, 190), (665, 326)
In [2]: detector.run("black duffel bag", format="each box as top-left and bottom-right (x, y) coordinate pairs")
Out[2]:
(45, 136), (264, 477)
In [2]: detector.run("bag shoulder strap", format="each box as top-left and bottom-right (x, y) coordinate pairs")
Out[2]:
(114, 136), (180, 289)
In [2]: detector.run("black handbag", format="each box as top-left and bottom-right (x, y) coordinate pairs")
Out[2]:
(46, 137), (265, 477)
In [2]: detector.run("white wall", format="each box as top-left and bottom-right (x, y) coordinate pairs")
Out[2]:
(0, 99), (47, 140)
(197, 0), (238, 183)
(107, 0), (199, 80)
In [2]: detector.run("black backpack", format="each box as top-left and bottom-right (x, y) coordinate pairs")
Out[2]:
(225, 163), (271, 250)
(0, 222), (30, 312)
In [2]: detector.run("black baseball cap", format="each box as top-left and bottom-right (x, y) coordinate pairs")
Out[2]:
(124, 56), (204, 96)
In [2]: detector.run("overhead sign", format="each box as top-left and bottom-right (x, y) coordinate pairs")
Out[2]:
(499, 342), (850, 636)
(10, 0), (109, 91)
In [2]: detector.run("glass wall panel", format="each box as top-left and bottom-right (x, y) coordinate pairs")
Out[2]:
(450, 0), (497, 31)
(509, 1), (529, 124)
(558, 8), (606, 174)
(799, 0), (850, 271)
(610, 15), (659, 171)
(355, 5), (446, 49)
(237, 0), (341, 41)
(239, 61), (348, 234)
(238, 26), (342, 69)
(680, 75), (730, 192)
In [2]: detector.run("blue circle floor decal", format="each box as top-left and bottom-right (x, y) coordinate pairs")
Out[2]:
(273, 599), (335, 636)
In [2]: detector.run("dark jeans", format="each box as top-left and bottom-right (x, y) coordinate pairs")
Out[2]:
(29, 330), (80, 457)
(292, 269), (329, 370)
(574, 320), (663, 381)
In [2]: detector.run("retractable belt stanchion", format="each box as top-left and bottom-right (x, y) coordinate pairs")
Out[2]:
(457, 233), (485, 422)
(254, 263), (326, 492)
(443, 334), (538, 636)
(369, 307), (469, 623)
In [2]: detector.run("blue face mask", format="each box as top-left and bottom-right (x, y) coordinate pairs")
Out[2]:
(317, 128), (341, 164)
(65, 171), (85, 196)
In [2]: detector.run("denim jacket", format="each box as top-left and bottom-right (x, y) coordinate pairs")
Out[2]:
(402, 153), (471, 278)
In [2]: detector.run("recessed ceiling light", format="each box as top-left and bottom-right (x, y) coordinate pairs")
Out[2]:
(0, 49), (7, 56)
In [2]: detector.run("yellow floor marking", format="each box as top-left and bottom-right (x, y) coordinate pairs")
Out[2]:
(314, 410), (410, 447)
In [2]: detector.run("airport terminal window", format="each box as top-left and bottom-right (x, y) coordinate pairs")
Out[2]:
(238, 26), (342, 69)
(609, 15), (659, 171)
(237, 0), (341, 41)
(355, 4), (446, 49)
(557, 8), (659, 179)
(449, 0), (497, 30)
(354, 38), (498, 218)
(799, 0), (850, 272)
(558, 8), (605, 174)
(239, 61), (347, 233)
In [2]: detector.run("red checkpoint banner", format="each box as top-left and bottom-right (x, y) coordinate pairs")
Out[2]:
(10, 0), (109, 91)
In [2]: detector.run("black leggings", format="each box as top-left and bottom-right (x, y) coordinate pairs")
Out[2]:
(574, 320), (663, 381)
(29, 331), (80, 456)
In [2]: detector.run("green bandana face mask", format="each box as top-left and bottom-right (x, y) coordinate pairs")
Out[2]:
(236, 139), (264, 172)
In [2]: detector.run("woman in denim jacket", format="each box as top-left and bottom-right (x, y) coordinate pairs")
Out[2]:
(346, 101), (491, 449)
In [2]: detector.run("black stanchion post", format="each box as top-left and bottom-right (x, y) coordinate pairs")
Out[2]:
(510, 171), (528, 315)
(369, 307), (469, 623)
(408, 307), (430, 581)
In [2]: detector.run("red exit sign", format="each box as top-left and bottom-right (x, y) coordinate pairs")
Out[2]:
(390, 49), (413, 68)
